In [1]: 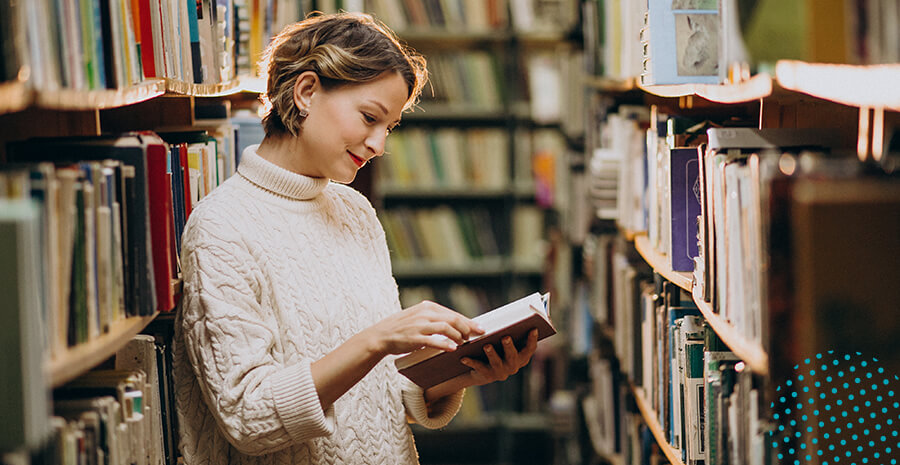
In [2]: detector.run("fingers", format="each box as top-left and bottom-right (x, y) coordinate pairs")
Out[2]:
(519, 329), (539, 364)
(411, 301), (484, 341)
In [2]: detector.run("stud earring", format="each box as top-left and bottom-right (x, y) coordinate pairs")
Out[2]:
(298, 108), (309, 118)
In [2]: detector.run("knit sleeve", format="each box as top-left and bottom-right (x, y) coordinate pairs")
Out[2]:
(179, 233), (335, 455)
(399, 377), (464, 429)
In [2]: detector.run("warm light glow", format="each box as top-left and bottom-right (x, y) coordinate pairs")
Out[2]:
(776, 61), (900, 112)
(779, 154), (797, 176)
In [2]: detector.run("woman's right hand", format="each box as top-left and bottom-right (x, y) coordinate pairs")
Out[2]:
(364, 301), (485, 357)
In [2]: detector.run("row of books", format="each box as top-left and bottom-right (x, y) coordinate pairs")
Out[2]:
(349, 0), (510, 32)
(585, 0), (900, 86)
(378, 127), (509, 190)
(4, 0), (230, 90)
(2, 334), (178, 465)
(598, 237), (770, 464)
(0, 129), (234, 358)
(582, 351), (669, 465)
(419, 51), (505, 110)
(581, 0), (644, 80)
(0, 0), (313, 90)
(693, 138), (900, 377)
(232, 0), (312, 78)
(381, 205), (544, 267)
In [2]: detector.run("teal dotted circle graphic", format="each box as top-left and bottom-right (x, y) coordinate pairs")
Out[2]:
(769, 352), (899, 463)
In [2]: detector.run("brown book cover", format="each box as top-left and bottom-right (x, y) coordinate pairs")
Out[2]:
(395, 292), (555, 389)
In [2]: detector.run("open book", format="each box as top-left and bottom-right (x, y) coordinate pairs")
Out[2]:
(395, 292), (555, 389)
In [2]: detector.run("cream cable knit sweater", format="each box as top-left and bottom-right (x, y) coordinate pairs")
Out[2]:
(173, 145), (464, 464)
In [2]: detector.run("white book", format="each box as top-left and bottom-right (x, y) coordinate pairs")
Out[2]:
(96, 205), (113, 333)
(0, 199), (50, 451)
(82, 181), (100, 340)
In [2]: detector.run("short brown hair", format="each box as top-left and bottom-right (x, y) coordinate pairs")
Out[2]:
(258, 12), (428, 137)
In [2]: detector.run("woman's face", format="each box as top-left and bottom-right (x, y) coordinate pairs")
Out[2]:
(296, 71), (407, 184)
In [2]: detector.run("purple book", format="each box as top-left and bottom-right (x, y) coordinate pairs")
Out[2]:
(670, 147), (702, 271)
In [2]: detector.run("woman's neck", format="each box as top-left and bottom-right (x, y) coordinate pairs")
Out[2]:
(257, 134), (318, 178)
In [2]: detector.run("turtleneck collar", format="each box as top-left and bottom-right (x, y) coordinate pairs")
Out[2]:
(237, 144), (329, 200)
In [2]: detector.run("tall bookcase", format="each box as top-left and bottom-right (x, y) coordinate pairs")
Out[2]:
(576, 1), (900, 464)
(0, 0), (318, 462)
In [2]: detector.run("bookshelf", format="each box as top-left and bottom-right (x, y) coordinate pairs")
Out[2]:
(577, 2), (900, 464)
(0, 0), (265, 460)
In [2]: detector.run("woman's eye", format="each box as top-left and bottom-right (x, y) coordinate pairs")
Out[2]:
(362, 113), (376, 123)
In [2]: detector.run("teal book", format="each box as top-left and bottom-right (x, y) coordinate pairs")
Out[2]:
(186, 0), (203, 83)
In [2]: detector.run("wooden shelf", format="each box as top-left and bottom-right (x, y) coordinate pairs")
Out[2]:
(378, 185), (513, 199)
(0, 80), (32, 114)
(47, 312), (159, 388)
(30, 79), (167, 111)
(584, 76), (638, 93)
(396, 29), (510, 44)
(165, 78), (241, 97)
(775, 61), (900, 111)
(631, 386), (685, 465)
(392, 257), (508, 279)
(638, 73), (773, 104)
(633, 234), (693, 292)
(404, 104), (507, 121)
(690, 284), (769, 375)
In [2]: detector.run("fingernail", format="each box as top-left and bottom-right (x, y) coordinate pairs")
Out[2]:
(448, 342), (457, 350)
(504, 337), (512, 344)
(484, 345), (493, 353)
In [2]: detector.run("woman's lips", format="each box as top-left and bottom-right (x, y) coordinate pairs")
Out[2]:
(349, 152), (366, 167)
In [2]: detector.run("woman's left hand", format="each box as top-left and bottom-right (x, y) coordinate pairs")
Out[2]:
(459, 329), (539, 386)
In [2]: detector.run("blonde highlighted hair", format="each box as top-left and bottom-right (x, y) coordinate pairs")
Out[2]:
(258, 12), (428, 137)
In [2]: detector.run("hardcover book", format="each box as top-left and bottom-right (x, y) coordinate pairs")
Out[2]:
(395, 292), (555, 389)
(669, 147), (702, 272)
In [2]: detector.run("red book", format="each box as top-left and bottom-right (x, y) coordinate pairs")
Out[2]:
(144, 134), (176, 312)
(137, 0), (157, 77)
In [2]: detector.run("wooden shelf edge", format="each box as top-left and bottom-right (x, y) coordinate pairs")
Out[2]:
(47, 312), (160, 388)
(0, 80), (33, 114)
(690, 284), (769, 375)
(378, 186), (513, 198)
(34, 79), (166, 110)
(633, 234), (693, 292)
(584, 75), (638, 92)
(775, 60), (900, 112)
(397, 30), (511, 43)
(166, 78), (241, 97)
(631, 386), (685, 465)
(638, 73), (773, 104)
(392, 257), (509, 278)
(404, 104), (506, 120)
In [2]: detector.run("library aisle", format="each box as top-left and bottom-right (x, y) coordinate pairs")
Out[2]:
(2, 1), (900, 465)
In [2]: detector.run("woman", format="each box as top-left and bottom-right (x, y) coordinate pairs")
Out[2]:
(173, 12), (539, 465)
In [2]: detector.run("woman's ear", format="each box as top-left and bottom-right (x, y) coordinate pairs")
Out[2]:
(293, 71), (318, 113)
